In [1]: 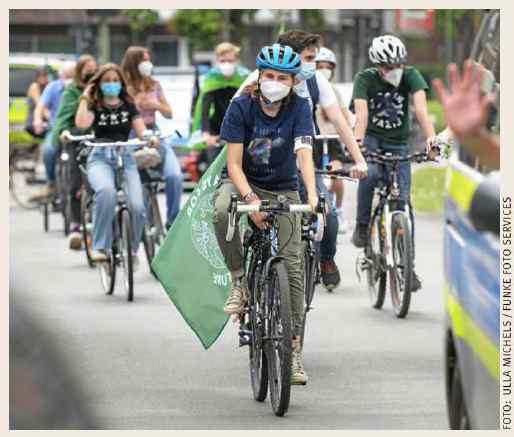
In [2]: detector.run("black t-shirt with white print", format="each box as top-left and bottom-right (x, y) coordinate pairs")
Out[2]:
(91, 100), (140, 142)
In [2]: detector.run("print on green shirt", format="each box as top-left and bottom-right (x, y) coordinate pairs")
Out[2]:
(352, 66), (428, 144)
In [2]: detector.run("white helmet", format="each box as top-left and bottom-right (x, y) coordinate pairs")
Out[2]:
(368, 35), (407, 65)
(315, 47), (337, 66)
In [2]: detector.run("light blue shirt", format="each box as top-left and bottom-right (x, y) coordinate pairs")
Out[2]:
(40, 79), (66, 127)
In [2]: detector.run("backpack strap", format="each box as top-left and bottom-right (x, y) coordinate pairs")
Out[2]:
(306, 76), (321, 135)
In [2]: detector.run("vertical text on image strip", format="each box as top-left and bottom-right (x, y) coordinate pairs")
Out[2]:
(502, 196), (512, 430)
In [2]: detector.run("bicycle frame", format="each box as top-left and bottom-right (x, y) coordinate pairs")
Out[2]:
(373, 160), (412, 269)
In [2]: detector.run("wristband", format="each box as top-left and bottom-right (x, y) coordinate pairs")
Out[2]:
(243, 191), (258, 203)
(79, 95), (91, 106)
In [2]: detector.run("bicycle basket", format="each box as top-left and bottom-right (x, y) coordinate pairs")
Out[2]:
(133, 147), (163, 170)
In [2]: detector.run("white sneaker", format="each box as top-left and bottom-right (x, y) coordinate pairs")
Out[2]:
(91, 250), (108, 263)
(336, 209), (350, 235)
(291, 339), (308, 385)
(223, 276), (248, 314)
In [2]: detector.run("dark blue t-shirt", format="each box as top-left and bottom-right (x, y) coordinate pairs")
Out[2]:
(220, 94), (314, 191)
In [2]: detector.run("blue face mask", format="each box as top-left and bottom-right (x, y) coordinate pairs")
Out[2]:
(296, 62), (316, 81)
(100, 81), (122, 97)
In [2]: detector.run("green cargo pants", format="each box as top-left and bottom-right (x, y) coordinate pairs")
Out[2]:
(212, 181), (304, 337)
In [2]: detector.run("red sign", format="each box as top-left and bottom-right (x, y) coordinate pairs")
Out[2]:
(396, 10), (435, 35)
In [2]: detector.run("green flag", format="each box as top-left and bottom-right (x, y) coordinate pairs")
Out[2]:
(152, 147), (231, 349)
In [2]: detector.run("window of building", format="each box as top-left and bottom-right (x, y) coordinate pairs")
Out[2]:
(37, 34), (75, 54)
(10, 35), (33, 53)
(148, 37), (179, 67)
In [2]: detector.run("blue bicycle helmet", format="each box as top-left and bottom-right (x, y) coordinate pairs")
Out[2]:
(256, 44), (302, 75)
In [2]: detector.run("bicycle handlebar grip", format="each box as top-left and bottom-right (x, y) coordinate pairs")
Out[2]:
(225, 194), (238, 242)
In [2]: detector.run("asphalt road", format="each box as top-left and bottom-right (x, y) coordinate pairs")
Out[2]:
(10, 183), (448, 429)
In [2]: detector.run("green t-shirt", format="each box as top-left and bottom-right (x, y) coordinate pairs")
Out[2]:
(352, 66), (428, 144)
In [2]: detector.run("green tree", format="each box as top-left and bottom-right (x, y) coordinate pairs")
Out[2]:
(299, 10), (325, 31)
(122, 9), (159, 44)
(172, 10), (256, 51)
(122, 9), (159, 32)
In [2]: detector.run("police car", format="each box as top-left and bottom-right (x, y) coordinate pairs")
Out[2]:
(443, 10), (500, 429)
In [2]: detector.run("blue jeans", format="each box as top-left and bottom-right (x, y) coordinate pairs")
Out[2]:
(42, 131), (58, 183)
(357, 135), (412, 227)
(87, 150), (145, 253)
(161, 141), (183, 226)
(299, 174), (338, 262)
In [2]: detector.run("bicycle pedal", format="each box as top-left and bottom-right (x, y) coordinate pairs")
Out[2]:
(238, 328), (252, 347)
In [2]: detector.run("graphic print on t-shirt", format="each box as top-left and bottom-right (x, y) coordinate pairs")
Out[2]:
(248, 137), (285, 165)
(369, 91), (405, 130)
(98, 110), (130, 127)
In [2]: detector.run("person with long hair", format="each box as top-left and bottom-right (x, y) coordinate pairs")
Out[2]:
(212, 44), (318, 385)
(30, 55), (98, 250)
(75, 63), (159, 264)
(121, 46), (182, 229)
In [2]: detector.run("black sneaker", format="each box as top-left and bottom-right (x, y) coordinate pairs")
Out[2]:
(411, 271), (422, 292)
(320, 259), (341, 291)
(352, 223), (368, 248)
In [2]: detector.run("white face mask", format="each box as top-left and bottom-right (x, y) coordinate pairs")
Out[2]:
(218, 62), (236, 77)
(318, 68), (333, 81)
(260, 80), (291, 103)
(138, 61), (153, 77)
(383, 68), (403, 87)
(63, 78), (73, 87)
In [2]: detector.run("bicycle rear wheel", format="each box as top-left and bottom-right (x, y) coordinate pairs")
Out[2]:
(389, 214), (413, 318)
(300, 244), (317, 350)
(9, 148), (44, 210)
(142, 220), (156, 273)
(266, 261), (292, 417)
(80, 187), (95, 268)
(56, 161), (71, 236)
(366, 213), (386, 309)
(119, 208), (134, 302)
(150, 192), (166, 246)
(42, 201), (49, 232)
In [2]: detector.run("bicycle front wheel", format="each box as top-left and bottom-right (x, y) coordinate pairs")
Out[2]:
(389, 213), (413, 318)
(249, 286), (268, 402)
(99, 252), (116, 295)
(119, 208), (134, 302)
(80, 187), (95, 268)
(366, 213), (386, 309)
(265, 261), (292, 417)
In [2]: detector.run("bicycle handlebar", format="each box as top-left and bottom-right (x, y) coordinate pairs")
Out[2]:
(315, 168), (352, 177)
(314, 134), (340, 141)
(363, 146), (440, 164)
(84, 139), (151, 148)
(226, 194), (326, 243)
(61, 131), (95, 142)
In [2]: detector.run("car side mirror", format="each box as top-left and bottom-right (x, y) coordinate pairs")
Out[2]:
(469, 172), (500, 236)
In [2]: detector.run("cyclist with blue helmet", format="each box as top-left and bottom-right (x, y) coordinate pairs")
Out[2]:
(236, 30), (368, 291)
(213, 44), (317, 385)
